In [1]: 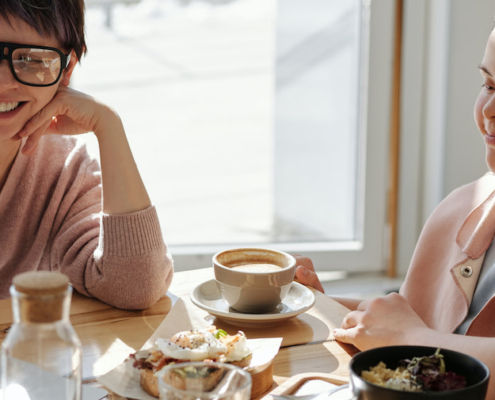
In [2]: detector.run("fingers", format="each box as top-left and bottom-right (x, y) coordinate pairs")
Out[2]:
(293, 254), (323, 292)
(11, 132), (22, 141)
(341, 310), (360, 329)
(19, 106), (61, 140)
(334, 311), (362, 348)
(293, 255), (316, 272)
(21, 119), (52, 155)
(17, 87), (71, 140)
(333, 328), (357, 345)
(295, 264), (325, 293)
(357, 298), (372, 311)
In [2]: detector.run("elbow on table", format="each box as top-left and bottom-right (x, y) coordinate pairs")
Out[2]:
(125, 265), (174, 310)
(111, 290), (165, 310)
(89, 259), (174, 310)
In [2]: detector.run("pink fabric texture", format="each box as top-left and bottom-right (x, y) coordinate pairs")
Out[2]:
(0, 135), (173, 310)
(400, 172), (495, 336)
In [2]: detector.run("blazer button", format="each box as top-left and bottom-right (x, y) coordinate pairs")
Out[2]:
(461, 266), (473, 277)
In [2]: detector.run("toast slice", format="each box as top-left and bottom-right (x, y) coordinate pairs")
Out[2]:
(141, 363), (230, 397)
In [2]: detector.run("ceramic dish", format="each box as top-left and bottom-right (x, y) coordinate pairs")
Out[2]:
(350, 345), (489, 399)
(190, 280), (315, 327)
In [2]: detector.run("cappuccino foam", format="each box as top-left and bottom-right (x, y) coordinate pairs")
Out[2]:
(230, 263), (282, 273)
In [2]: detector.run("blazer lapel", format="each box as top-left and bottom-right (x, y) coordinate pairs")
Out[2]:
(453, 182), (495, 332)
(457, 188), (495, 259)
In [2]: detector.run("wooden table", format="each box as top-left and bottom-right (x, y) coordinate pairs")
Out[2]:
(0, 268), (358, 398)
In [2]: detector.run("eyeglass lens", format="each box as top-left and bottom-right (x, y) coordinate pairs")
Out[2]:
(12, 48), (62, 85)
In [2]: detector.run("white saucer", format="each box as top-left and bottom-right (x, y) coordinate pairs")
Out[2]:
(190, 280), (316, 327)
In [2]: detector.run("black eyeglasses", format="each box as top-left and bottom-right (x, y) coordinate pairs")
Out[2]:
(0, 42), (71, 87)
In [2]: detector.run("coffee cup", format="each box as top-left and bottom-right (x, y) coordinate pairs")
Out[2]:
(213, 248), (296, 314)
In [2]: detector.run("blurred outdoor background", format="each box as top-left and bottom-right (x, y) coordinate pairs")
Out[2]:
(73, 0), (362, 251)
(74, 0), (275, 245)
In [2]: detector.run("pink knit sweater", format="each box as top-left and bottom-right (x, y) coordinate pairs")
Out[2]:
(0, 135), (173, 309)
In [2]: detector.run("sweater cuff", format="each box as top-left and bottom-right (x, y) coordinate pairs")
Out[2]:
(100, 206), (165, 257)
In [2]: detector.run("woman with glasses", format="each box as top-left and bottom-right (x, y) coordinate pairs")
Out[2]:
(0, 0), (173, 309)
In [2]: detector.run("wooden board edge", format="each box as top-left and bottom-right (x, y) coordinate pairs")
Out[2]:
(262, 372), (349, 398)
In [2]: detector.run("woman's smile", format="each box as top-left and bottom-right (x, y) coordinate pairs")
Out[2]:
(0, 101), (25, 120)
(0, 102), (19, 113)
(485, 132), (495, 145)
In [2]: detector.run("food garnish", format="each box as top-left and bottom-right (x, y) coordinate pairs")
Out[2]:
(214, 329), (228, 339)
(361, 348), (466, 392)
(400, 348), (466, 391)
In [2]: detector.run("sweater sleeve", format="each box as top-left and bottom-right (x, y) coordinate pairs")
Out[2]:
(49, 144), (173, 310)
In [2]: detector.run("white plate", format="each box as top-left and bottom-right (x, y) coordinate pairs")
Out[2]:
(190, 280), (316, 327)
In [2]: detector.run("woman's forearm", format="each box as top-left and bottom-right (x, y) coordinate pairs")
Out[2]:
(94, 108), (151, 215)
(331, 296), (362, 311)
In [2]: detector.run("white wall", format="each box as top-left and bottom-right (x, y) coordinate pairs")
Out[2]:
(443, 1), (494, 195)
(397, 0), (495, 275)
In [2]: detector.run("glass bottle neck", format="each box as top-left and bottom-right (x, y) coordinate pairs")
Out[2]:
(10, 286), (72, 324)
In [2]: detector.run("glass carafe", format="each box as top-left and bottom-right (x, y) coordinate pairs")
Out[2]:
(0, 271), (82, 400)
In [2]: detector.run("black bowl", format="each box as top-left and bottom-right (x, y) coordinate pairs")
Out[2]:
(349, 345), (489, 400)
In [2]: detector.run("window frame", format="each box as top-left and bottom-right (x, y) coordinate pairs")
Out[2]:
(170, 0), (396, 273)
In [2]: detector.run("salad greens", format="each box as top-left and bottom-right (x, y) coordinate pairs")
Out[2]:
(400, 348), (466, 391)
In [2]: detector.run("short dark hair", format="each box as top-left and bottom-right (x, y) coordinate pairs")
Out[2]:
(0, 0), (87, 60)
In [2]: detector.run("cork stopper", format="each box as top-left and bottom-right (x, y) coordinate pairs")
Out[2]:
(13, 271), (70, 323)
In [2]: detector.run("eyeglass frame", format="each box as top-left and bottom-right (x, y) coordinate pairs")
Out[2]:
(0, 41), (71, 87)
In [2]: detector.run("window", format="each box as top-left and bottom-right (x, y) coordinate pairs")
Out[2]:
(73, 0), (395, 271)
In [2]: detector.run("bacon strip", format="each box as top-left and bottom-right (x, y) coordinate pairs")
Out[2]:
(131, 351), (219, 372)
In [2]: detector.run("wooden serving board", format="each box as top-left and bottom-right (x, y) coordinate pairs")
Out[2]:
(172, 269), (351, 349)
(251, 361), (274, 399)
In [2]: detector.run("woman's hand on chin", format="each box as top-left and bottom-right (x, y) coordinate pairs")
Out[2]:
(14, 86), (114, 155)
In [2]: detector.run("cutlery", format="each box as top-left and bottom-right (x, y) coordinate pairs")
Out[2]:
(271, 383), (349, 400)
